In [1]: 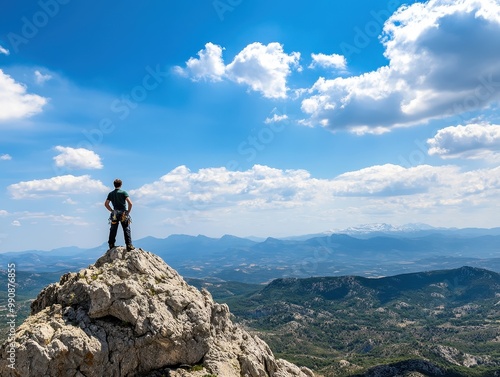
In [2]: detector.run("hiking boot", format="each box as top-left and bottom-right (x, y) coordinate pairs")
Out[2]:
(126, 244), (135, 251)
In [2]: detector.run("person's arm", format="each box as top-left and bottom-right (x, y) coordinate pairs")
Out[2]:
(126, 197), (133, 213)
(104, 199), (113, 212)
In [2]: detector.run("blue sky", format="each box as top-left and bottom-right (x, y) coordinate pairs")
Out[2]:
(2, 0), (500, 251)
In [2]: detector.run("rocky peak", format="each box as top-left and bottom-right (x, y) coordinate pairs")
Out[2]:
(1, 247), (314, 377)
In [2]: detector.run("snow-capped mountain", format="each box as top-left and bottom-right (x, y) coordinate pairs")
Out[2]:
(331, 222), (437, 234)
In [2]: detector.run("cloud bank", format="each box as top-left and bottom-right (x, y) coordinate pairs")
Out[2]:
(132, 163), (500, 214)
(301, 0), (500, 133)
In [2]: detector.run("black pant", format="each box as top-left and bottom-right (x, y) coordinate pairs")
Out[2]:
(108, 211), (132, 247)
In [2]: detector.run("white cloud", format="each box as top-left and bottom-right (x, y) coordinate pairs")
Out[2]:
(0, 154), (12, 161)
(301, 0), (500, 133)
(0, 69), (47, 122)
(264, 113), (288, 124)
(330, 164), (500, 205)
(0, 210), (8, 216)
(174, 42), (226, 82)
(34, 70), (53, 85)
(18, 212), (88, 226)
(63, 198), (77, 205)
(132, 163), (500, 214)
(50, 214), (88, 225)
(309, 53), (347, 71)
(176, 42), (301, 99)
(330, 164), (448, 196)
(127, 163), (500, 237)
(8, 175), (107, 199)
(53, 146), (103, 170)
(226, 42), (301, 99)
(428, 123), (500, 159)
(11, 220), (21, 227)
(132, 165), (315, 209)
(0, 45), (9, 55)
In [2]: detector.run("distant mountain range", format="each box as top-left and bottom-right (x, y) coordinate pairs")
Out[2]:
(1, 224), (499, 283)
(336, 222), (500, 237)
(207, 266), (500, 377)
(285, 222), (500, 240)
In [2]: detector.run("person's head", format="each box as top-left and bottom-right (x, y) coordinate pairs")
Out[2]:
(113, 179), (122, 188)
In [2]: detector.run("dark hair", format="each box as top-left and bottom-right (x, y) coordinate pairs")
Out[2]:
(113, 179), (122, 188)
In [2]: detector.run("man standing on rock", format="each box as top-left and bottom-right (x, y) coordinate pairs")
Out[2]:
(104, 178), (135, 251)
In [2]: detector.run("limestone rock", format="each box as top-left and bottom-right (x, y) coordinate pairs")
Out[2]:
(432, 344), (496, 368)
(0, 247), (314, 377)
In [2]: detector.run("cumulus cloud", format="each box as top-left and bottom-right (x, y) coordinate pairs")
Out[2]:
(0, 69), (48, 122)
(11, 220), (21, 227)
(226, 42), (301, 99)
(34, 70), (53, 85)
(330, 164), (448, 196)
(175, 42), (301, 99)
(53, 146), (103, 170)
(309, 53), (347, 71)
(301, 0), (500, 133)
(1, 154), (12, 161)
(174, 42), (225, 82)
(132, 163), (500, 215)
(332, 164), (500, 205)
(0, 210), (8, 216)
(8, 175), (107, 199)
(428, 123), (500, 159)
(132, 165), (315, 210)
